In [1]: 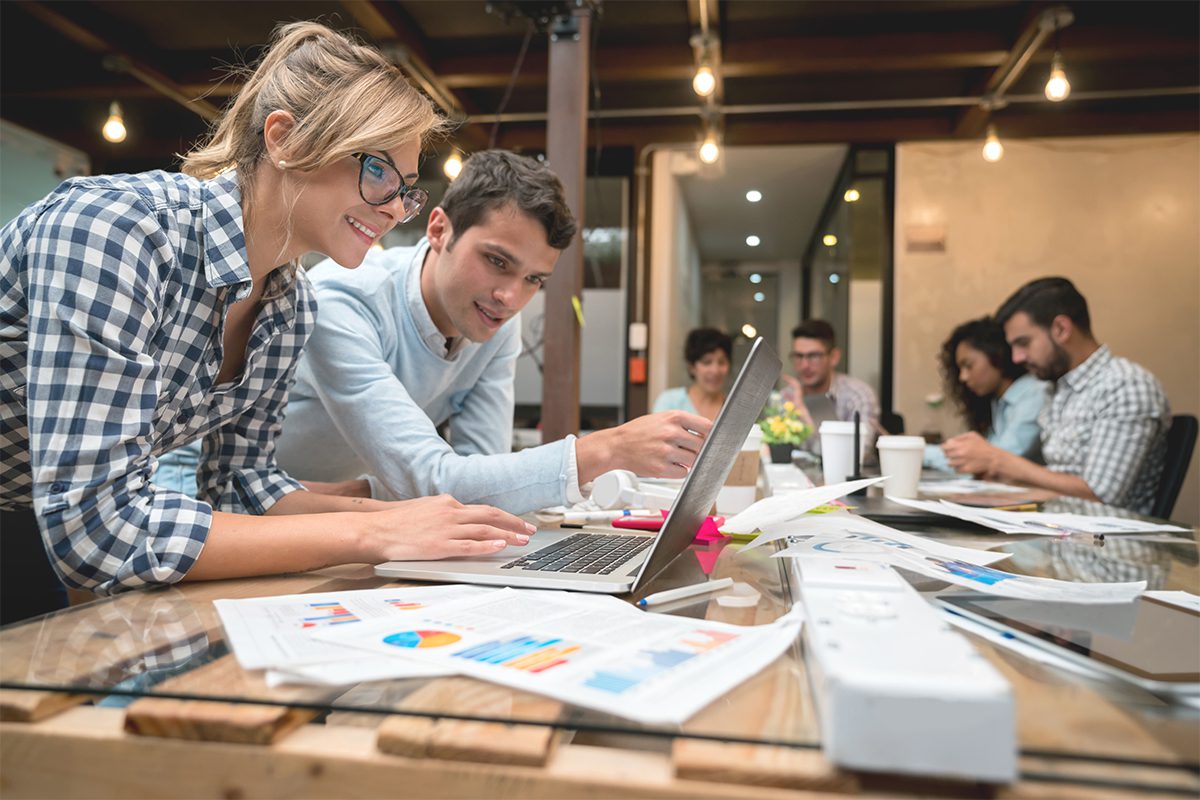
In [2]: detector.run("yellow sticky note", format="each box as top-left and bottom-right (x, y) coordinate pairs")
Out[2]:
(571, 295), (585, 327)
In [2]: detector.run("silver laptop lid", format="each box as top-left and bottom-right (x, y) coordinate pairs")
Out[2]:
(630, 337), (781, 590)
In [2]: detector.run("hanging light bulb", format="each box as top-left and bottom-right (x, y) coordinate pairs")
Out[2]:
(692, 64), (716, 98)
(443, 151), (463, 180)
(698, 132), (720, 164)
(982, 124), (1004, 163)
(102, 101), (126, 143)
(1044, 52), (1071, 102)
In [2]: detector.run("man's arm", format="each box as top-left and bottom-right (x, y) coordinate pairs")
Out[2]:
(943, 432), (1100, 501)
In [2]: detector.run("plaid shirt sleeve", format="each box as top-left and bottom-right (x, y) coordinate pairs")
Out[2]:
(1075, 377), (1167, 507)
(197, 352), (305, 514)
(22, 188), (212, 595)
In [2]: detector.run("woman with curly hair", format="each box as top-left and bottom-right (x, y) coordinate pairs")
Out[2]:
(926, 317), (1049, 472)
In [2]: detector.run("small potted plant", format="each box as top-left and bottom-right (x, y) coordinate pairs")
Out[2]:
(759, 402), (813, 464)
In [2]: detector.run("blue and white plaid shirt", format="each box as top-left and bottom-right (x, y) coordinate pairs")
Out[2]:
(1, 170), (316, 594)
(1041, 345), (1170, 515)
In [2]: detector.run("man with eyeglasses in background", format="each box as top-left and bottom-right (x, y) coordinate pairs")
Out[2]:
(779, 319), (880, 454)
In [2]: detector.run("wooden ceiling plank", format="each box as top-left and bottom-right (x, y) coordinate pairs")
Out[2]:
(17, 0), (220, 121)
(340, 0), (468, 122)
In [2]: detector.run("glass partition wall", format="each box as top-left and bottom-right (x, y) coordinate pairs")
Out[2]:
(803, 146), (897, 429)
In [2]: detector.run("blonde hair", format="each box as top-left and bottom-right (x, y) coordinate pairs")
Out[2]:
(183, 21), (444, 192)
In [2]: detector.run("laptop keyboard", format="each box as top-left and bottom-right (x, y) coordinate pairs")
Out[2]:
(500, 533), (652, 575)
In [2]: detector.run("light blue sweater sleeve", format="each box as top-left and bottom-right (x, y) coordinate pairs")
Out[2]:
(297, 288), (572, 515)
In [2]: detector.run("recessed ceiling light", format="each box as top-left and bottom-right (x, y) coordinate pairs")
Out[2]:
(746, 235), (761, 247)
(741, 323), (758, 338)
(749, 273), (762, 284)
(822, 234), (838, 247)
(753, 291), (765, 303)
(829, 273), (841, 285)
(745, 190), (762, 203)
(843, 188), (860, 203)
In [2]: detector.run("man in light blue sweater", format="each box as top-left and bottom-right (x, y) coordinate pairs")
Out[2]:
(276, 151), (711, 514)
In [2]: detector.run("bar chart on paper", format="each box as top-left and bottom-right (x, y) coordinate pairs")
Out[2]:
(300, 601), (359, 628)
(584, 629), (739, 694)
(453, 636), (583, 673)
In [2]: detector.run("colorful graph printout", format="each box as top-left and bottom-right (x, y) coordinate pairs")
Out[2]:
(301, 602), (358, 628)
(386, 599), (425, 611)
(383, 630), (461, 649)
(584, 629), (738, 694)
(454, 636), (582, 674)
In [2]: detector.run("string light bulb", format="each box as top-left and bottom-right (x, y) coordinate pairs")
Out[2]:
(982, 124), (1004, 163)
(698, 132), (720, 164)
(102, 101), (126, 143)
(1044, 52), (1071, 102)
(692, 64), (716, 98)
(443, 151), (463, 180)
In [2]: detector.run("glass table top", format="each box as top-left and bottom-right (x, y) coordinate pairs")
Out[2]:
(2, 509), (1197, 774)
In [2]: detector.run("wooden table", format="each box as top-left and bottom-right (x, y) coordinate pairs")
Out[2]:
(2, 521), (1198, 799)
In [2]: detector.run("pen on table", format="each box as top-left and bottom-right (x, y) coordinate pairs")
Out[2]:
(992, 503), (1039, 512)
(637, 577), (735, 608)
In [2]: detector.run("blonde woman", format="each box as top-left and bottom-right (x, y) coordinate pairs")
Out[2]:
(0, 22), (531, 624)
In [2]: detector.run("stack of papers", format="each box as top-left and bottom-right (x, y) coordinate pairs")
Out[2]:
(888, 497), (1191, 536)
(735, 511), (1147, 604)
(215, 586), (802, 725)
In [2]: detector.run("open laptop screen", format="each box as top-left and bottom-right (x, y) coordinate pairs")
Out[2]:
(630, 337), (781, 590)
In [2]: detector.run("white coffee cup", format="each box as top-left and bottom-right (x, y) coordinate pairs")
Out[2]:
(876, 435), (926, 499)
(818, 420), (868, 486)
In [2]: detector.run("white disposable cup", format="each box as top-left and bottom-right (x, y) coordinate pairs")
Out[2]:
(876, 435), (926, 498)
(742, 426), (764, 453)
(819, 420), (868, 486)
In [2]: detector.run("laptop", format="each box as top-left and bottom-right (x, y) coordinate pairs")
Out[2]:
(375, 337), (782, 593)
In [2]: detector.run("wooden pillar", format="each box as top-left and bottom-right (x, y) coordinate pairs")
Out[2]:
(542, 5), (591, 442)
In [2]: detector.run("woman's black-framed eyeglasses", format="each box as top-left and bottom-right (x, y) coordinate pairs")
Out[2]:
(352, 153), (427, 223)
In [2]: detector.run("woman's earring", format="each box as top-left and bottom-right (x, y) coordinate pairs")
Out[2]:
(278, 159), (288, 169)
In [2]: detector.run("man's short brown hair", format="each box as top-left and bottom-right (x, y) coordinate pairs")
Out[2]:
(440, 150), (577, 250)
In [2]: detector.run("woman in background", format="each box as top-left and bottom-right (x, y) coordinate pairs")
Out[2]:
(0, 22), (531, 624)
(927, 317), (1049, 472)
(652, 327), (732, 422)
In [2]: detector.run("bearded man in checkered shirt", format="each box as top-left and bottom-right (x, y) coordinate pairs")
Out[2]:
(941, 277), (1170, 515)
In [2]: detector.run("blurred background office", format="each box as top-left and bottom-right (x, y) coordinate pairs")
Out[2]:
(2, 0), (1196, 521)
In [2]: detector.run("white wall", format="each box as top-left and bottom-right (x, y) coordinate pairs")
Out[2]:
(895, 133), (1200, 524)
(648, 150), (703, 402)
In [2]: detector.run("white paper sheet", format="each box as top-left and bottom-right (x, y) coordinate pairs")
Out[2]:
(887, 549), (1145, 604)
(310, 588), (803, 725)
(886, 497), (1192, 536)
(918, 479), (1031, 496)
(721, 476), (887, 534)
(768, 514), (1012, 567)
(214, 585), (489, 670)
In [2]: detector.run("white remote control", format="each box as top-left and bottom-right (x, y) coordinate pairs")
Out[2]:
(793, 556), (1017, 783)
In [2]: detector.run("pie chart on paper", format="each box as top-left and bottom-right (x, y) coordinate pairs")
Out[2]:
(383, 630), (461, 649)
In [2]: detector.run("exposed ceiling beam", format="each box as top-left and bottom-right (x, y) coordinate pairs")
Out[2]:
(340, 1), (468, 120)
(954, 5), (1073, 137)
(16, 1), (221, 121)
